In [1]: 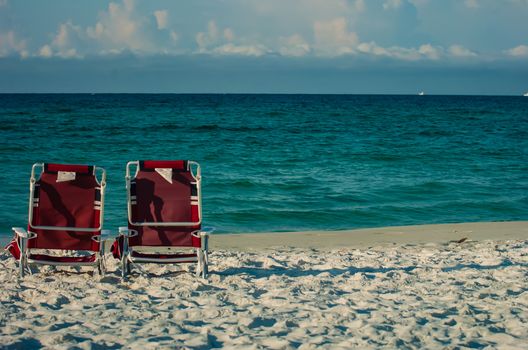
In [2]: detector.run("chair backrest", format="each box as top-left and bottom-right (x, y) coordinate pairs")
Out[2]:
(127, 160), (202, 247)
(27, 163), (105, 251)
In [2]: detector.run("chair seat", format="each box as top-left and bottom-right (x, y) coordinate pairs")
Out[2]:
(28, 253), (97, 265)
(129, 251), (198, 263)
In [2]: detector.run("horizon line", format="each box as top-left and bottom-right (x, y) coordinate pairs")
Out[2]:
(1, 92), (527, 97)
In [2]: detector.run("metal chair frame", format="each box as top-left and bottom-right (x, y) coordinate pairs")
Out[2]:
(13, 163), (108, 277)
(119, 161), (209, 279)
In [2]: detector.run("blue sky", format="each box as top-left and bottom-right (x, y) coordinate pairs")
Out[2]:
(0, 0), (527, 94)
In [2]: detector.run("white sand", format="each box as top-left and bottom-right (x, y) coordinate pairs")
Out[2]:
(0, 221), (527, 349)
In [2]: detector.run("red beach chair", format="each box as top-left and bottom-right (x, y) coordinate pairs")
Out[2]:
(112, 160), (209, 279)
(5, 163), (108, 277)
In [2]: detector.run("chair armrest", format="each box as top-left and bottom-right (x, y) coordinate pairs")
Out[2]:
(119, 227), (138, 237)
(12, 227), (34, 239)
(201, 226), (215, 234)
(92, 230), (114, 243)
(101, 230), (114, 240)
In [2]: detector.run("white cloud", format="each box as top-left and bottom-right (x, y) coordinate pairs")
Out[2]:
(53, 23), (71, 47)
(89, 23), (104, 39)
(54, 22), (83, 57)
(358, 41), (448, 60)
(279, 34), (311, 57)
(153, 10), (168, 30)
(388, 47), (424, 60)
(86, 0), (150, 53)
(448, 44), (476, 57)
(223, 28), (235, 42)
(33, 0), (178, 58)
(37, 21), (84, 58)
(196, 21), (220, 51)
(39, 45), (53, 58)
(506, 44), (528, 57)
(213, 43), (268, 57)
(418, 44), (441, 60)
(0, 31), (28, 58)
(357, 42), (390, 56)
(196, 21), (243, 54)
(310, 17), (445, 60)
(58, 48), (79, 58)
(313, 18), (359, 56)
(383, 0), (403, 10)
(358, 42), (422, 60)
(5, 0), (517, 61)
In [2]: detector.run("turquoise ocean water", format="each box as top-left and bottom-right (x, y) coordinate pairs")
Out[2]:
(0, 94), (526, 238)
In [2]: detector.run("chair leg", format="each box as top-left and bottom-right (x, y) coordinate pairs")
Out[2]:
(121, 254), (128, 279)
(202, 250), (209, 278)
(197, 249), (207, 279)
(99, 242), (106, 276)
(19, 255), (25, 278)
(97, 257), (104, 277)
(196, 249), (203, 277)
(120, 234), (130, 280)
(199, 232), (209, 279)
(18, 238), (26, 278)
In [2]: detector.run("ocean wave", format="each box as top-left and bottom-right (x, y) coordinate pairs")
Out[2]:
(193, 124), (269, 132)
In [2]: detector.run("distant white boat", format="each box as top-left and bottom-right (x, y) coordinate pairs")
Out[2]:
(418, 91), (425, 96)
(523, 92), (528, 97)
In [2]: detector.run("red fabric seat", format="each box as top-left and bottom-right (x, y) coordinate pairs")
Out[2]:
(131, 251), (196, 259)
(28, 254), (97, 264)
(129, 251), (198, 263)
(128, 160), (201, 248)
(28, 163), (102, 251)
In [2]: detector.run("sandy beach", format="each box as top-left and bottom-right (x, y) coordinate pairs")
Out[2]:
(1, 221), (527, 349)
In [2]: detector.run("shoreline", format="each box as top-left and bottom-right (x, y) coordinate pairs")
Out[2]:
(211, 221), (528, 250)
(1, 221), (526, 249)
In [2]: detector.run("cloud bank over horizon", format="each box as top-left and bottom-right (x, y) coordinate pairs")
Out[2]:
(0, 0), (527, 93)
